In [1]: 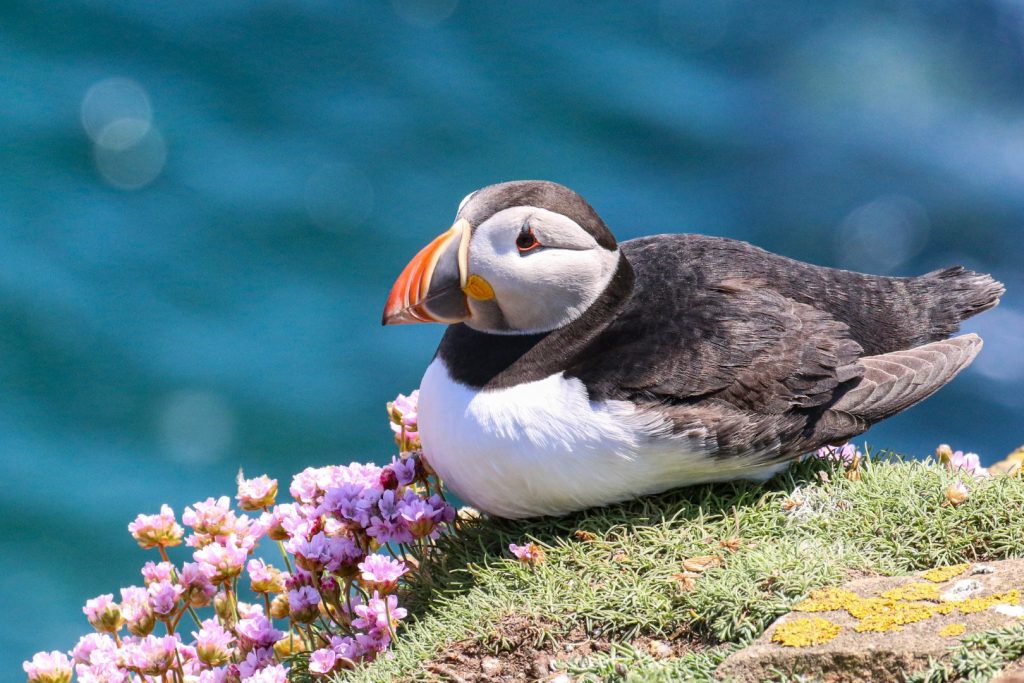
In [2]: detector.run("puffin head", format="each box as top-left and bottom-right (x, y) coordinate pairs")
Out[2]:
(382, 180), (620, 334)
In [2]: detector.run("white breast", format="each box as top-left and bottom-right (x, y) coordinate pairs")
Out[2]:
(418, 359), (785, 518)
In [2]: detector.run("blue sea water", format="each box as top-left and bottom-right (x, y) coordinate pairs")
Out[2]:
(3, 0), (1023, 672)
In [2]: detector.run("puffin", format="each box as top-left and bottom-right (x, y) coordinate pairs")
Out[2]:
(382, 180), (1004, 519)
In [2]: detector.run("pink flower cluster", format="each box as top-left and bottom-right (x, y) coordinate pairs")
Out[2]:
(387, 390), (420, 451)
(936, 444), (989, 477)
(812, 443), (861, 465)
(26, 390), (458, 683)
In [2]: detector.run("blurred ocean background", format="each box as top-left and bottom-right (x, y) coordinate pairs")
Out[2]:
(3, 0), (1023, 671)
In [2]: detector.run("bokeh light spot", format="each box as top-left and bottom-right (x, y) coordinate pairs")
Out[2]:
(80, 77), (153, 146)
(834, 195), (929, 273)
(968, 307), (1024, 386)
(93, 123), (167, 190)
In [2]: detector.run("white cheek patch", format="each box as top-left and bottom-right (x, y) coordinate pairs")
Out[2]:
(468, 207), (619, 333)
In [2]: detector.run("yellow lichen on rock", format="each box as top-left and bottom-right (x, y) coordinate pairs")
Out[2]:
(854, 601), (937, 633)
(881, 582), (941, 602)
(793, 587), (861, 612)
(939, 623), (967, 637)
(787, 569), (1018, 637)
(955, 590), (1020, 614)
(921, 564), (970, 583)
(772, 617), (842, 647)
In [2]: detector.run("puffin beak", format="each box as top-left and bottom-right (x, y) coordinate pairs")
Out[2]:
(382, 218), (474, 325)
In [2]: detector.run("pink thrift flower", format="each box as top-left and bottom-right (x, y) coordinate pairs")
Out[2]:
(289, 467), (324, 505)
(182, 496), (234, 536)
(128, 504), (184, 549)
(259, 503), (298, 541)
(357, 554), (407, 594)
(179, 561), (217, 607)
(83, 594), (123, 633)
(390, 455), (418, 486)
(236, 472), (278, 511)
(70, 633), (117, 665)
(247, 558), (285, 593)
(120, 634), (180, 676)
(388, 390), (420, 449)
(240, 662), (288, 682)
(308, 647), (338, 675)
(140, 560), (174, 585)
(948, 450), (989, 477)
(288, 585), (321, 623)
(509, 542), (545, 566)
(147, 580), (184, 619)
(23, 651), (72, 683)
(120, 585), (156, 637)
(193, 539), (248, 583)
(237, 647), (276, 678)
(237, 600), (266, 621)
(400, 497), (440, 539)
(193, 618), (235, 666)
(235, 614), (284, 651)
(813, 443), (859, 465)
(329, 634), (360, 660)
(352, 592), (407, 634)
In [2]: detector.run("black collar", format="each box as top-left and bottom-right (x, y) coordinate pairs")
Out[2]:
(436, 254), (636, 390)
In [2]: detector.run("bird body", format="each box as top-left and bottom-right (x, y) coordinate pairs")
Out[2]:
(383, 181), (1004, 518)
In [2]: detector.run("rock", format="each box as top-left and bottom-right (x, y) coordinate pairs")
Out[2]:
(480, 656), (502, 677)
(717, 559), (1024, 683)
(531, 653), (553, 679)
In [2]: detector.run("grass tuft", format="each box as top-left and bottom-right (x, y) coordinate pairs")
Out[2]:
(337, 451), (1024, 681)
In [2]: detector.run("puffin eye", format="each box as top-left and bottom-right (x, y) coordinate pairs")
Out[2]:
(516, 226), (541, 253)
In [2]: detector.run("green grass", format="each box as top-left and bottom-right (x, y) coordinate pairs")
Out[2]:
(331, 451), (1024, 682)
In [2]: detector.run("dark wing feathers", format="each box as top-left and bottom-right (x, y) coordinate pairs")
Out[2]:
(829, 335), (982, 421)
(569, 235), (997, 460)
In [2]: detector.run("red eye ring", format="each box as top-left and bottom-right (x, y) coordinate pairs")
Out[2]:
(516, 227), (541, 253)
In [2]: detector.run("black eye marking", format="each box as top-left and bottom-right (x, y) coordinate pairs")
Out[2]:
(516, 225), (541, 253)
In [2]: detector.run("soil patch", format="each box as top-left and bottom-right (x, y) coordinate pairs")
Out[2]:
(422, 612), (701, 682)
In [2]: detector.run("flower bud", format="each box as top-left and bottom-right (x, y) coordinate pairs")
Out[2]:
(319, 575), (340, 602)
(379, 467), (399, 490)
(289, 586), (320, 624)
(936, 444), (954, 466)
(946, 481), (969, 506)
(214, 591), (236, 626)
(83, 595), (123, 634)
(126, 610), (156, 637)
(270, 594), (290, 620)
(274, 632), (303, 658)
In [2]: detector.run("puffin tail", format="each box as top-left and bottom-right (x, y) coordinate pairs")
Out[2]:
(919, 267), (1004, 340)
(829, 334), (982, 423)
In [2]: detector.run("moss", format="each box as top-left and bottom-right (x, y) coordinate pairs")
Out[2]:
(771, 617), (842, 647)
(921, 564), (970, 583)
